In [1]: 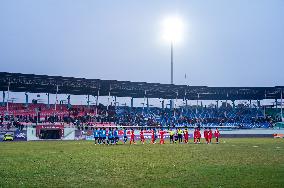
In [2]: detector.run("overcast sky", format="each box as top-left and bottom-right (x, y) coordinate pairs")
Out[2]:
(0, 0), (283, 89)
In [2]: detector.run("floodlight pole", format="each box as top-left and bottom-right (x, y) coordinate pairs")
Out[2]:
(170, 41), (174, 109)
(171, 41), (173, 85)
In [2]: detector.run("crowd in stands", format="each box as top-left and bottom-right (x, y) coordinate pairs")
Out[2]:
(115, 106), (273, 129)
(0, 102), (278, 130)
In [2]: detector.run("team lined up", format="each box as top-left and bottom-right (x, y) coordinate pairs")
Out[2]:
(92, 127), (220, 145)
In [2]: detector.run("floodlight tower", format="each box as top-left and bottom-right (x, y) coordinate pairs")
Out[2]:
(162, 16), (184, 108)
(171, 41), (173, 85)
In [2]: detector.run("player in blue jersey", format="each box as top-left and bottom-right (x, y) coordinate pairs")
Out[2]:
(107, 128), (114, 145)
(98, 128), (102, 144)
(113, 128), (119, 144)
(123, 128), (128, 144)
(93, 128), (99, 145)
(101, 128), (106, 144)
(105, 129), (109, 145)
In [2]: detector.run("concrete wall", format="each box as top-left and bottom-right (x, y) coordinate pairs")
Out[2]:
(63, 128), (75, 140)
(27, 127), (37, 141)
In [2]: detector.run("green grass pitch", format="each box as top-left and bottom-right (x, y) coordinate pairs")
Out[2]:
(0, 138), (283, 188)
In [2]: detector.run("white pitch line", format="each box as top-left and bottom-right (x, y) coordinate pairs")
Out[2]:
(253, 146), (259, 148)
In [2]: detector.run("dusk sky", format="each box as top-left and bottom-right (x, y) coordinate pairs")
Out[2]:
(0, 0), (284, 105)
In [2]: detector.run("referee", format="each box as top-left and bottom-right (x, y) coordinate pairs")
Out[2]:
(169, 129), (175, 144)
(178, 128), (183, 143)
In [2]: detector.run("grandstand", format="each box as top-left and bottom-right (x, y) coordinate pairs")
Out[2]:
(0, 72), (283, 132)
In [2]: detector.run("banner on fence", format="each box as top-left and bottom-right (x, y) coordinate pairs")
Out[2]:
(0, 130), (27, 142)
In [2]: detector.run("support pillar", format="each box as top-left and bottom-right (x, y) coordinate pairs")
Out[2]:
(232, 100), (235, 108)
(47, 93), (50, 108)
(263, 100), (266, 117)
(107, 91), (111, 111)
(55, 85), (58, 111)
(87, 95), (90, 107)
(96, 90), (99, 106)
(6, 82), (10, 112)
(197, 93), (200, 108)
(96, 90), (99, 116)
(131, 97), (134, 108)
(257, 100), (260, 108)
(25, 93), (29, 107)
(2, 91), (5, 105)
(67, 95), (71, 108)
(226, 92), (229, 108)
(143, 90), (146, 111)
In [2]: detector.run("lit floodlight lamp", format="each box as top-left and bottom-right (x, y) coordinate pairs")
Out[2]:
(162, 16), (184, 43)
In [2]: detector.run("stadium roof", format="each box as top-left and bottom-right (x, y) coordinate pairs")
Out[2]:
(0, 72), (283, 100)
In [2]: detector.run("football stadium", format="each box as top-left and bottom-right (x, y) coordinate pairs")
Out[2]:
(1, 1), (284, 188)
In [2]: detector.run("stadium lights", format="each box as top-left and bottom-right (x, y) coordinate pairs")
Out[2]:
(162, 16), (184, 43)
(161, 16), (184, 85)
(162, 16), (184, 109)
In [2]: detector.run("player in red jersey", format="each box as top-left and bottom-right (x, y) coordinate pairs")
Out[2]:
(159, 129), (165, 144)
(140, 128), (145, 144)
(193, 128), (197, 144)
(214, 128), (220, 144)
(197, 128), (201, 144)
(197, 128), (201, 143)
(151, 129), (156, 144)
(184, 128), (189, 144)
(130, 128), (135, 145)
(208, 128), (213, 144)
(204, 128), (208, 144)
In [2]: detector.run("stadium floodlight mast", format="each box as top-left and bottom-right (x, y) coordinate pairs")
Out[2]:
(162, 16), (184, 84)
(162, 16), (184, 108)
